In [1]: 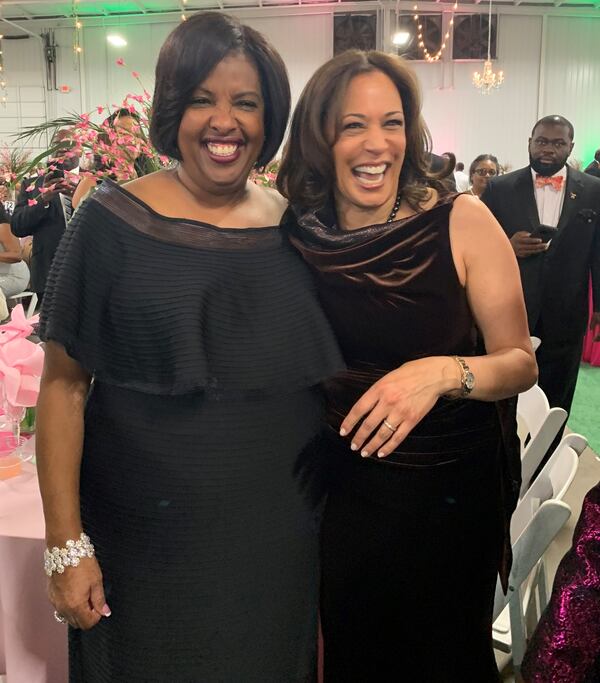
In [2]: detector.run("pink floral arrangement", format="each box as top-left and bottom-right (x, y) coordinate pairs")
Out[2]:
(0, 305), (44, 408)
(0, 147), (32, 195)
(15, 59), (171, 203)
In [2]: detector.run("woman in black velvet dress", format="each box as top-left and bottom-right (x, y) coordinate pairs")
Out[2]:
(279, 50), (537, 682)
(36, 13), (342, 682)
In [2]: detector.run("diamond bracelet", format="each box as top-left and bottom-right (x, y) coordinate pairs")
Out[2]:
(44, 533), (95, 577)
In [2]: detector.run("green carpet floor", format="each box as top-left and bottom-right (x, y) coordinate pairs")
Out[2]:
(568, 363), (600, 454)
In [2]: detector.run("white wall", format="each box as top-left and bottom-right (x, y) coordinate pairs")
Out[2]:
(1, 9), (599, 170)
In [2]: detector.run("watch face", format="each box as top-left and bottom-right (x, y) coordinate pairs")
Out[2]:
(465, 372), (475, 391)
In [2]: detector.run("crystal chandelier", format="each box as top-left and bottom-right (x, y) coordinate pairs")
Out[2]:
(472, 0), (504, 94)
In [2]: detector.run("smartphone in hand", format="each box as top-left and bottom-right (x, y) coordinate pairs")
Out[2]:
(530, 224), (558, 243)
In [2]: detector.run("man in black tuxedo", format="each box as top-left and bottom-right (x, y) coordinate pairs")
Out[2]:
(11, 130), (78, 304)
(482, 115), (600, 420)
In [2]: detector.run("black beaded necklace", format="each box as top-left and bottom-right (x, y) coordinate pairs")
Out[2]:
(386, 192), (402, 223)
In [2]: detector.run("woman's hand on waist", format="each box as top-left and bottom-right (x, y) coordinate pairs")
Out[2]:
(339, 356), (460, 459)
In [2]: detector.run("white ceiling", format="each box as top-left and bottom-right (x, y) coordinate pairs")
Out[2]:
(1, 0), (599, 24)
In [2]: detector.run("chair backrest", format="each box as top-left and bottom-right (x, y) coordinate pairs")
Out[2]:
(512, 440), (579, 541)
(560, 432), (588, 457)
(518, 384), (550, 438)
(518, 385), (568, 497)
(530, 336), (541, 352)
(493, 499), (571, 622)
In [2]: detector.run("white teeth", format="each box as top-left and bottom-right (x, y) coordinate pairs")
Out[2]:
(354, 164), (386, 175)
(357, 174), (384, 186)
(206, 142), (239, 157)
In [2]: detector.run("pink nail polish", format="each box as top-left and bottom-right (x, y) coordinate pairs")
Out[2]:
(102, 604), (112, 617)
(339, 428), (347, 436)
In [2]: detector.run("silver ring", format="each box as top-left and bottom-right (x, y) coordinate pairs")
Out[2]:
(382, 419), (397, 433)
(53, 610), (67, 624)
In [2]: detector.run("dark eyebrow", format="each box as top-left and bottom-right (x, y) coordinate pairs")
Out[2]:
(342, 110), (404, 119)
(192, 87), (262, 99)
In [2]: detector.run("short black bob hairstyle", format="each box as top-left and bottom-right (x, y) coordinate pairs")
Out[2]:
(150, 12), (290, 169)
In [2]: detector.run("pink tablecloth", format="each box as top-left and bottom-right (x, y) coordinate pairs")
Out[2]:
(0, 459), (68, 683)
(582, 280), (600, 366)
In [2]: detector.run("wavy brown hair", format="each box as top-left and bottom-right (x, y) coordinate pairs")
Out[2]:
(277, 50), (451, 212)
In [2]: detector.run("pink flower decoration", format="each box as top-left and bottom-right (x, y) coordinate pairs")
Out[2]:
(131, 71), (140, 79)
(97, 106), (104, 114)
(0, 305), (44, 407)
(27, 199), (37, 207)
(116, 57), (125, 66)
(26, 183), (35, 192)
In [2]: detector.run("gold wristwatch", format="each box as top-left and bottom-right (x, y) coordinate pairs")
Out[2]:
(451, 356), (475, 397)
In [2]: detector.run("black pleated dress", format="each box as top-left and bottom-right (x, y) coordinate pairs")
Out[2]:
(285, 197), (521, 683)
(39, 180), (343, 683)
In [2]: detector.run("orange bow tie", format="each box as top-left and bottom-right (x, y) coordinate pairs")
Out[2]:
(535, 174), (564, 191)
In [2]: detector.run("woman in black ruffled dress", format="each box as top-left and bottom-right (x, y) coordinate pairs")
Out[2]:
(279, 50), (538, 682)
(36, 13), (342, 682)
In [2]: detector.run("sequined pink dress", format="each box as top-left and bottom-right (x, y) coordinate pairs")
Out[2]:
(522, 481), (600, 682)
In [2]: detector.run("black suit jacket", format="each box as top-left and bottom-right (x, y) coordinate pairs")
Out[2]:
(10, 177), (68, 295)
(482, 165), (600, 344)
(585, 162), (600, 179)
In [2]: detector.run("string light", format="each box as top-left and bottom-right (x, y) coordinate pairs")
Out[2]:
(412, 2), (457, 63)
(73, 0), (83, 56)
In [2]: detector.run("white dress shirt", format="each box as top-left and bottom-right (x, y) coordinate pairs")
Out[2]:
(531, 165), (567, 228)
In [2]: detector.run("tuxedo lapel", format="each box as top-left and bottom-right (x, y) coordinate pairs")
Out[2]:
(555, 167), (583, 235)
(514, 168), (540, 232)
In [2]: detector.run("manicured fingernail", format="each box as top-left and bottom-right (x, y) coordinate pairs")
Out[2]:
(339, 428), (347, 436)
(378, 451), (386, 458)
(102, 604), (111, 617)
(350, 442), (358, 451)
(361, 450), (369, 458)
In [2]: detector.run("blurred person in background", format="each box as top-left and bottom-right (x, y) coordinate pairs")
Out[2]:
(454, 161), (470, 192)
(0, 201), (29, 319)
(10, 129), (79, 305)
(469, 154), (501, 198)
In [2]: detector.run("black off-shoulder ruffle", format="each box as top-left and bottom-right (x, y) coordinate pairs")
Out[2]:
(39, 180), (344, 396)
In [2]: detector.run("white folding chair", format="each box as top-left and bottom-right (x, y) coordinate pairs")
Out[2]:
(517, 384), (567, 498)
(492, 439), (579, 669)
(8, 291), (38, 318)
(560, 432), (588, 457)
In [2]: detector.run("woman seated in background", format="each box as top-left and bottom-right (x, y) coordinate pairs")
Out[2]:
(469, 153), (501, 197)
(0, 202), (29, 315)
(278, 50), (537, 681)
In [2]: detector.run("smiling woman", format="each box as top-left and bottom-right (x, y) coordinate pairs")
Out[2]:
(279, 49), (537, 681)
(34, 11), (343, 682)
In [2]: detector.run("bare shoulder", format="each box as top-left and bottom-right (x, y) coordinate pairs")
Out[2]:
(449, 193), (514, 271)
(450, 193), (506, 240)
(123, 170), (175, 207)
(247, 183), (288, 225)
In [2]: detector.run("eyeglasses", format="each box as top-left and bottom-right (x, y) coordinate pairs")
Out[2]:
(473, 168), (497, 177)
(532, 138), (570, 150)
